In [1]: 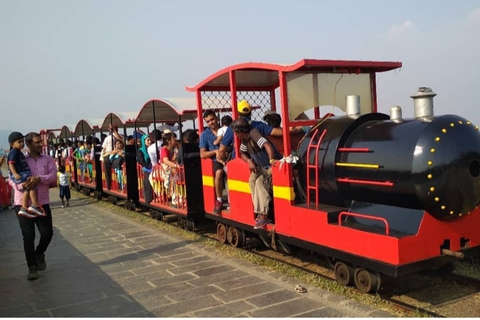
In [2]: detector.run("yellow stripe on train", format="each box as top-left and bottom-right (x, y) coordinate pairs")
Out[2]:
(202, 175), (214, 187)
(203, 175), (294, 201)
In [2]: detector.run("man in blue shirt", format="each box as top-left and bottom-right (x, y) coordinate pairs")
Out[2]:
(218, 100), (283, 163)
(199, 110), (226, 214)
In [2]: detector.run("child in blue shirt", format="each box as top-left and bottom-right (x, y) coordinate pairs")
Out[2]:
(7, 132), (45, 218)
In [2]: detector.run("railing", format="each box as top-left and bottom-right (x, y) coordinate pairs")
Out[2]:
(338, 211), (390, 236)
(149, 163), (186, 210)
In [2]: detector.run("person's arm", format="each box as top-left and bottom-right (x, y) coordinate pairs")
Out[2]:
(270, 127), (283, 137)
(112, 127), (123, 141)
(8, 162), (20, 179)
(200, 148), (217, 159)
(161, 148), (179, 169)
(29, 157), (57, 187)
(263, 141), (277, 165)
(239, 143), (256, 173)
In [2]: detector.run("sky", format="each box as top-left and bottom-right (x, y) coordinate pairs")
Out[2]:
(1, 0), (480, 146)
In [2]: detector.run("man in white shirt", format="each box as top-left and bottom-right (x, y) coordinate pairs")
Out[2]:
(147, 129), (168, 164)
(102, 124), (123, 189)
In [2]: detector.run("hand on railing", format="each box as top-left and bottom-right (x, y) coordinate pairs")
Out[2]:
(277, 153), (299, 169)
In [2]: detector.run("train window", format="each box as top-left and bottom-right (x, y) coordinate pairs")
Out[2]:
(286, 72), (373, 119)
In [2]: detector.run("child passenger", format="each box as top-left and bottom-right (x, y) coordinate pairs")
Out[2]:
(57, 165), (71, 207)
(7, 132), (46, 218)
(213, 115), (233, 146)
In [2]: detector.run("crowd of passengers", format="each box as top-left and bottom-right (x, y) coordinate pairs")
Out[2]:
(51, 100), (308, 229)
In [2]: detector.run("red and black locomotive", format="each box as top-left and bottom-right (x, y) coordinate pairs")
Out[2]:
(42, 59), (480, 293)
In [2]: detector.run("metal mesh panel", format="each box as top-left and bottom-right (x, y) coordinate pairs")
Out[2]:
(200, 91), (272, 122)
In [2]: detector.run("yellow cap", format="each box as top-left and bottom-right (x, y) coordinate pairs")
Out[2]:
(237, 100), (251, 114)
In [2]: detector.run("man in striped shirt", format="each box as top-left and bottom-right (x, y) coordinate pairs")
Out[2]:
(10, 132), (57, 280)
(232, 118), (280, 229)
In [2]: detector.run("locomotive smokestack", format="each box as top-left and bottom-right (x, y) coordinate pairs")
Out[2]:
(346, 95), (361, 116)
(390, 105), (403, 122)
(411, 87), (436, 118)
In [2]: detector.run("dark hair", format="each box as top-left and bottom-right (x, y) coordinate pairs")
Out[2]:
(59, 165), (66, 173)
(203, 109), (217, 119)
(161, 132), (174, 147)
(151, 129), (162, 141)
(265, 113), (282, 128)
(221, 115), (233, 127)
(183, 129), (199, 143)
(127, 135), (134, 140)
(232, 118), (251, 134)
(86, 135), (93, 145)
(25, 132), (41, 146)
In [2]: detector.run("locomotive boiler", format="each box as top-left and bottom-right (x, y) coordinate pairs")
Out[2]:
(298, 88), (480, 221)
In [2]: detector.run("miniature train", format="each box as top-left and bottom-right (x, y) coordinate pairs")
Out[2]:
(40, 59), (480, 293)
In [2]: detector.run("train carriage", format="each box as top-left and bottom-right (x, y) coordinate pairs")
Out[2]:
(97, 111), (139, 203)
(132, 98), (204, 227)
(71, 119), (102, 196)
(187, 59), (480, 292)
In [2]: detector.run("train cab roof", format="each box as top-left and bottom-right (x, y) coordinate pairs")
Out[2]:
(187, 58), (402, 156)
(186, 59), (402, 92)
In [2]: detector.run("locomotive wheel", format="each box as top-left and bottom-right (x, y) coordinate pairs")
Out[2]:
(75, 184), (81, 192)
(217, 223), (227, 244)
(226, 226), (245, 247)
(110, 196), (118, 205)
(334, 262), (354, 286)
(94, 191), (103, 200)
(354, 268), (381, 293)
(125, 202), (131, 210)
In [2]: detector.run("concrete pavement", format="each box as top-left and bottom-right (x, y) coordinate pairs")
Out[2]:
(0, 191), (393, 317)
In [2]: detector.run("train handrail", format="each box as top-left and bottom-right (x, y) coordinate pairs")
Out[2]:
(338, 211), (390, 236)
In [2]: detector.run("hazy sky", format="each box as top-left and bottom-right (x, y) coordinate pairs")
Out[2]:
(1, 1), (479, 135)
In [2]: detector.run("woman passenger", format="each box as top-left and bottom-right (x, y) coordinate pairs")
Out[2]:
(160, 132), (180, 207)
(137, 134), (153, 203)
(109, 140), (125, 190)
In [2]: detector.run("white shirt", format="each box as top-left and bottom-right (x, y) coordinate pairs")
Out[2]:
(102, 135), (116, 153)
(147, 141), (162, 164)
(217, 126), (228, 138)
(58, 172), (70, 187)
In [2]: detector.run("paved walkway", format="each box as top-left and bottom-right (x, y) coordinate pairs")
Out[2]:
(0, 191), (393, 317)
